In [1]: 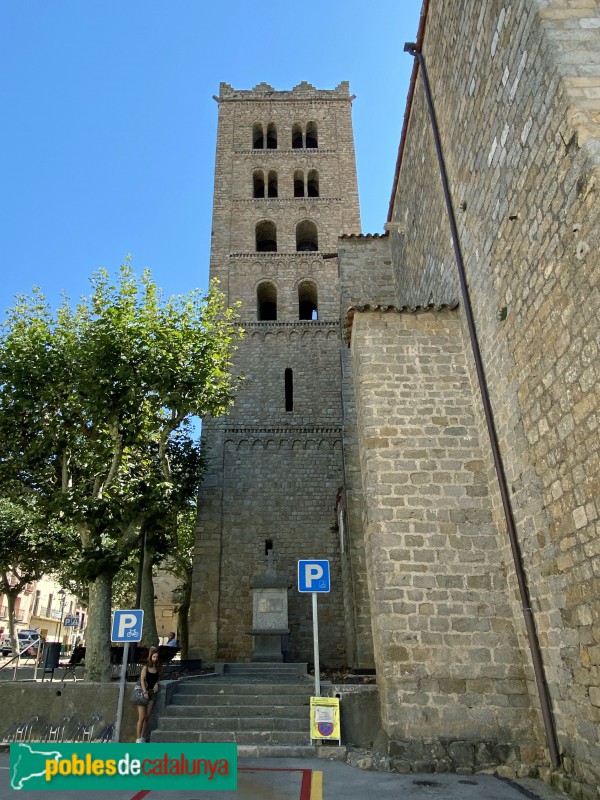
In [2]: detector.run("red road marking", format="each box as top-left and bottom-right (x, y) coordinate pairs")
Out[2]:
(128, 767), (313, 800)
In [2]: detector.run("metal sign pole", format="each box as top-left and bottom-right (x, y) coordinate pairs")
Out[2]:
(312, 592), (320, 697)
(113, 640), (130, 743)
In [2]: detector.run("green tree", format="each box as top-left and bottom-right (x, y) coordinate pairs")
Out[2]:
(0, 500), (74, 655)
(0, 263), (242, 680)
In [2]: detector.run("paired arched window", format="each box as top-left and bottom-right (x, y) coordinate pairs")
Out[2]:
(256, 220), (277, 252)
(257, 282), (277, 320)
(296, 220), (318, 252)
(298, 281), (318, 320)
(252, 123), (277, 150)
(292, 123), (303, 149)
(253, 170), (278, 198)
(291, 121), (318, 149)
(253, 123), (264, 150)
(253, 170), (265, 198)
(294, 170), (319, 198)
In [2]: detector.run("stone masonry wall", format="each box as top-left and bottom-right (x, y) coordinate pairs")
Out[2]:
(389, 0), (600, 790)
(349, 308), (540, 765)
(216, 431), (345, 664)
(337, 236), (398, 669)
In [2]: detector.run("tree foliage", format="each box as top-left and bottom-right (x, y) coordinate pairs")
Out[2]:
(0, 499), (73, 653)
(161, 507), (196, 659)
(0, 262), (242, 679)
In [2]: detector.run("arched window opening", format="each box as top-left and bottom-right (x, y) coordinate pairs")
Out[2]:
(267, 170), (278, 198)
(256, 220), (277, 252)
(294, 169), (305, 198)
(285, 368), (293, 412)
(257, 282), (277, 320)
(292, 123), (303, 149)
(298, 280), (318, 320)
(266, 122), (277, 149)
(253, 123), (264, 150)
(306, 121), (318, 148)
(253, 170), (265, 198)
(296, 220), (318, 252)
(307, 169), (319, 197)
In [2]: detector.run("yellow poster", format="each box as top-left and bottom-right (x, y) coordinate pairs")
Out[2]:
(310, 697), (341, 742)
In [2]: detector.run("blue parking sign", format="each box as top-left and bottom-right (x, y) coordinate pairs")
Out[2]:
(298, 560), (330, 593)
(111, 610), (144, 642)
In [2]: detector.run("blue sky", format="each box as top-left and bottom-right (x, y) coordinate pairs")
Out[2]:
(0, 1), (422, 312)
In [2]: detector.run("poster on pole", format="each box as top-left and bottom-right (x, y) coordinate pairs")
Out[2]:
(310, 697), (341, 743)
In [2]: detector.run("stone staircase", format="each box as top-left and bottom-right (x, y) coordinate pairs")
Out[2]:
(151, 663), (325, 757)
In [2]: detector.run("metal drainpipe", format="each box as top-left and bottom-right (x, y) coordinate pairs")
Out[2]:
(404, 42), (560, 768)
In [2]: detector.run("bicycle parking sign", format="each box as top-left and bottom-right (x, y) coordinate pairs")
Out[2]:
(111, 610), (144, 643)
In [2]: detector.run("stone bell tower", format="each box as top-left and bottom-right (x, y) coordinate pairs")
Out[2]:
(189, 81), (361, 665)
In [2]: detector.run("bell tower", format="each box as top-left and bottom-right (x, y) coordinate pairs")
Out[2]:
(190, 81), (361, 665)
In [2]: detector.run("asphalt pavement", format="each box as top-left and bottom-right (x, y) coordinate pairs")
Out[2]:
(0, 750), (573, 800)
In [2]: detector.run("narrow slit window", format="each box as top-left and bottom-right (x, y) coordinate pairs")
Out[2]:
(285, 368), (293, 412)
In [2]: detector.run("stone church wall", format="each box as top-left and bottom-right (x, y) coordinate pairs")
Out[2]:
(347, 307), (540, 768)
(385, 0), (599, 790)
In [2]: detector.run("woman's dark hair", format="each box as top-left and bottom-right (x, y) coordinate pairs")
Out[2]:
(146, 647), (162, 672)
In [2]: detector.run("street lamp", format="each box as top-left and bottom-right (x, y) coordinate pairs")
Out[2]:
(56, 589), (67, 649)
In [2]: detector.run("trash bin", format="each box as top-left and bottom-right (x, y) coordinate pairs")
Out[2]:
(40, 642), (62, 680)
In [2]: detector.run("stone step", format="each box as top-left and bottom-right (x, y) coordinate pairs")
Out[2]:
(151, 729), (310, 746)
(223, 663), (307, 677)
(165, 703), (309, 719)
(174, 681), (312, 696)
(157, 716), (307, 732)
(170, 693), (311, 707)
(237, 745), (319, 758)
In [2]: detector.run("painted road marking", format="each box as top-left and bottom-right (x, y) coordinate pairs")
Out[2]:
(310, 770), (323, 800)
(126, 767), (322, 799)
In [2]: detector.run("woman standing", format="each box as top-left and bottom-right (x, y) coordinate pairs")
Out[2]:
(135, 647), (161, 742)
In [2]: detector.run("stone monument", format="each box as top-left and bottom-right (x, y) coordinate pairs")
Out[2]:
(247, 549), (290, 662)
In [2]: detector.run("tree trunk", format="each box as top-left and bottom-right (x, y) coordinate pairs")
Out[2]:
(140, 544), (158, 647)
(177, 569), (192, 660)
(84, 572), (113, 682)
(5, 591), (17, 655)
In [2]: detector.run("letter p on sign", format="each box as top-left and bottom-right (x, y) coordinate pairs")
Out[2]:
(298, 560), (330, 593)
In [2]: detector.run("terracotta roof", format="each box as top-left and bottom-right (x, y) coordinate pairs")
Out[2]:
(339, 232), (388, 239)
(348, 301), (458, 315)
(343, 301), (459, 343)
